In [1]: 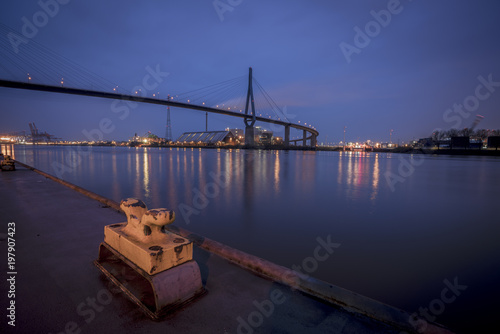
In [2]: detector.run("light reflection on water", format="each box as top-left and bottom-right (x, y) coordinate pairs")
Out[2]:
(3, 144), (500, 332)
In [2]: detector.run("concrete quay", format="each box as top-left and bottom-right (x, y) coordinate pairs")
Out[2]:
(0, 162), (456, 334)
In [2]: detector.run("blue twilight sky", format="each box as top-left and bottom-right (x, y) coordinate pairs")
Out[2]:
(1, 0), (500, 143)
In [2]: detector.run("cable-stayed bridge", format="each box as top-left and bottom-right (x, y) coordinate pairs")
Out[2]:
(0, 24), (318, 147)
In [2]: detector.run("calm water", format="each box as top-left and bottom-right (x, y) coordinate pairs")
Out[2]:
(3, 144), (500, 332)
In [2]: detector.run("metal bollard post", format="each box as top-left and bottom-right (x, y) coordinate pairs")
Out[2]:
(1, 155), (16, 171)
(94, 198), (206, 319)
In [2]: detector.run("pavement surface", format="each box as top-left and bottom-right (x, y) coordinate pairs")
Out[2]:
(0, 164), (454, 334)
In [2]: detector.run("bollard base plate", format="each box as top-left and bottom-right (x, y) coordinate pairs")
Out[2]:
(1, 164), (15, 171)
(94, 242), (206, 320)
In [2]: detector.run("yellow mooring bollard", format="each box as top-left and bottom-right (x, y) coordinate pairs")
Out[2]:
(1, 155), (16, 171)
(94, 198), (206, 319)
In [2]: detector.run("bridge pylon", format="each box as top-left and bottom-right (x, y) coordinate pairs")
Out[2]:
(284, 125), (290, 147)
(244, 67), (256, 146)
(165, 95), (172, 142)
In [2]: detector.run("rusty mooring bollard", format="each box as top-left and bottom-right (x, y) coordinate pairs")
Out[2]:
(94, 198), (205, 319)
(1, 155), (15, 171)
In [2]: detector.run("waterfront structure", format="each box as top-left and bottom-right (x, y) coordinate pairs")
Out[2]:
(254, 126), (273, 145)
(450, 136), (470, 149)
(0, 136), (18, 144)
(176, 130), (236, 146)
(176, 127), (277, 147)
(129, 132), (164, 146)
(488, 136), (500, 149)
(28, 122), (58, 143)
(228, 128), (244, 141)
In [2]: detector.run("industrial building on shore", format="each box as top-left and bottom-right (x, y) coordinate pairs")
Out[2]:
(175, 127), (281, 147)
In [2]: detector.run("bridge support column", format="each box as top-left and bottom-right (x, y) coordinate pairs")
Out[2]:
(245, 125), (255, 146)
(311, 134), (317, 147)
(284, 125), (290, 147)
(303, 130), (307, 146)
(243, 67), (256, 148)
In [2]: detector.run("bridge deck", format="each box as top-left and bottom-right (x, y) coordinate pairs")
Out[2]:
(0, 79), (319, 140)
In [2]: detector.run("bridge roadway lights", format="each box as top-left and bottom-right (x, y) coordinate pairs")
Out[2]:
(94, 198), (205, 319)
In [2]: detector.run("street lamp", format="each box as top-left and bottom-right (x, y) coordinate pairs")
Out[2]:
(343, 126), (347, 150)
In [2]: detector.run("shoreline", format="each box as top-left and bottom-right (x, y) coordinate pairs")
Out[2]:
(373, 147), (500, 156)
(5, 142), (500, 156)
